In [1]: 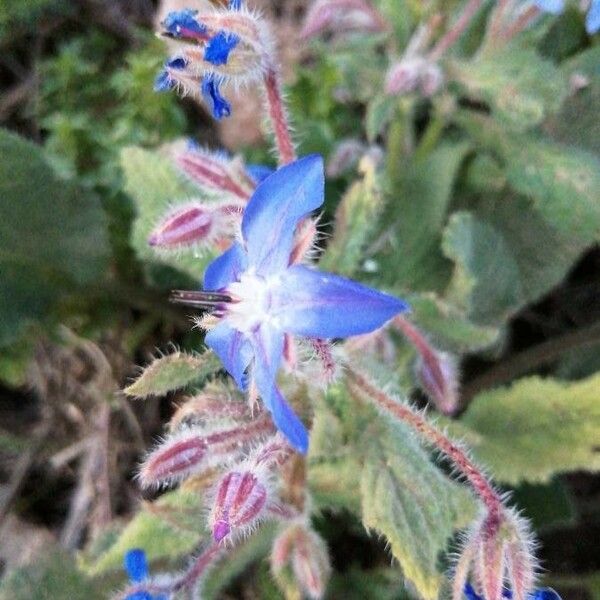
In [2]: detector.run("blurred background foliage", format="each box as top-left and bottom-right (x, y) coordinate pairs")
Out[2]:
(0, 0), (600, 598)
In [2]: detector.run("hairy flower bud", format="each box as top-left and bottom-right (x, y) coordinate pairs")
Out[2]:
(452, 509), (539, 600)
(176, 144), (254, 201)
(386, 57), (444, 97)
(271, 521), (331, 600)
(148, 203), (214, 249)
(301, 0), (387, 39)
(210, 469), (268, 542)
(139, 418), (275, 488)
(155, 6), (275, 119)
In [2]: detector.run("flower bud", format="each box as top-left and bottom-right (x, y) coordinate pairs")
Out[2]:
(210, 470), (268, 542)
(394, 316), (460, 415)
(301, 0), (387, 39)
(271, 522), (331, 600)
(176, 144), (254, 201)
(452, 509), (539, 600)
(148, 203), (214, 249)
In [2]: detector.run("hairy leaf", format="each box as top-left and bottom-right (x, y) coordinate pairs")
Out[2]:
(442, 212), (524, 324)
(121, 146), (215, 284)
(0, 129), (109, 345)
(125, 351), (221, 398)
(375, 142), (470, 292)
(361, 417), (475, 600)
(85, 489), (201, 575)
(320, 156), (384, 276)
(452, 49), (568, 131)
(456, 373), (600, 484)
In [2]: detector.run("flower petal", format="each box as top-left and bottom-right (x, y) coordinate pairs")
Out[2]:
(204, 242), (248, 291)
(533, 0), (564, 15)
(205, 322), (253, 389)
(274, 265), (409, 338)
(586, 0), (600, 34)
(204, 31), (240, 66)
(202, 74), (232, 120)
(241, 155), (324, 275)
(250, 324), (308, 453)
(124, 549), (149, 583)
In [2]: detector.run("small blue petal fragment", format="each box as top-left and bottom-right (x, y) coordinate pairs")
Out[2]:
(534, 0), (565, 14)
(529, 589), (562, 600)
(166, 56), (187, 69)
(274, 265), (409, 338)
(586, 0), (600, 34)
(250, 325), (309, 453)
(125, 593), (153, 600)
(163, 9), (206, 37)
(154, 70), (174, 92)
(229, 0), (243, 10)
(464, 583), (483, 600)
(205, 323), (253, 390)
(201, 74), (232, 120)
(124, 549), (149, 583)
(246, 164), (275, 184)
(204, 242), (248, 291)
(242, 155), (325, 276)
(204, 31), (240, 66)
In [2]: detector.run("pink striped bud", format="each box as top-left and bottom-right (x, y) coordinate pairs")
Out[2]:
(210, 470), (268, 542)
(139, 417), (275, 488)
(386, 58), (444, 97)
(271, 522), (331, 600)
(176, 146), (254, 201)
(301, 0), (387, 39)
(451, 509), (538, 600)
(148, 202), (214, 249)
(394, 316), (460, 415)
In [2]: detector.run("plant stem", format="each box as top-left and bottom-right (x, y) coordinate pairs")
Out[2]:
(429, 0), (483, 61)
(263, 68), (296, 166)
(347, 369), (503, 522)
(502, 5), (540, 41)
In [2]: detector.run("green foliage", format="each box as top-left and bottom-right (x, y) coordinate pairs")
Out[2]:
(85, 488), (202, 575)
(0, 551), (105, 600)
(360, 418), (475, 600)
(0, 128), (109, 345)
(454, 373), (600, 484)
(121, 146), (215, 285)
(124, 350), (221, 398)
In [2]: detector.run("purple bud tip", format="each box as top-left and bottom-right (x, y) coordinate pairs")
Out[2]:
(213, 520), (231, 542)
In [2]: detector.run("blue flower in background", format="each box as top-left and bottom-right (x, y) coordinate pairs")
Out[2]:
(123, 549), (167, 600)
(534, 0), (600, 34)
(191, 155), (408, 453)
(464, 582), (562, 600)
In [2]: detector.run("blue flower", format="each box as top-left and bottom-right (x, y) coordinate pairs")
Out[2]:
(123, 549), (167, 600)
(195, 155), (408, 453)
(534, 0), (600, 33)
(204, 31), (240, 66)
(162, 9), (207, 38)
(464, 582), (561, 600)
(246, 164), (274, 184)
(229, 0), (243, 11)
(201, 74), (232, 120)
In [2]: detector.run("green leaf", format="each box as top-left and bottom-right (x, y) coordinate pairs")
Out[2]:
(451, 49), (568, 131)
(361, 416), (476, 600)
(374, 141), (471, 292)
(121, 146), (214, 284)
(408, 292), (500, 352)
(442, 212), (524, 324)
(319, 157), (384, 276)
(504, 139), (600, 244)
(84, 488), (201, 575)
(0, 550), (105, 600)
(365, 95), (397, 143)
(455, 373), (600, 484)
(0, 129), (109, 345)
(124, 351), (221, 398)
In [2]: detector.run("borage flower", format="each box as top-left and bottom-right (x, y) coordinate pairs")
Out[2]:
(154, 4), (274, 119)
(172, 155), (408, 453)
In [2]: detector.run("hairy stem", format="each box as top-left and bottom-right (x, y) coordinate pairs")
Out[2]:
(429, 0), (483, 61)
(502, 5), (540, 41)
(263, 68), (296, 166)
(347, 369), (503, 522)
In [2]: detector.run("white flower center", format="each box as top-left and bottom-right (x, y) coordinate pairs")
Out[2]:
(225, 270), (281, 332)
